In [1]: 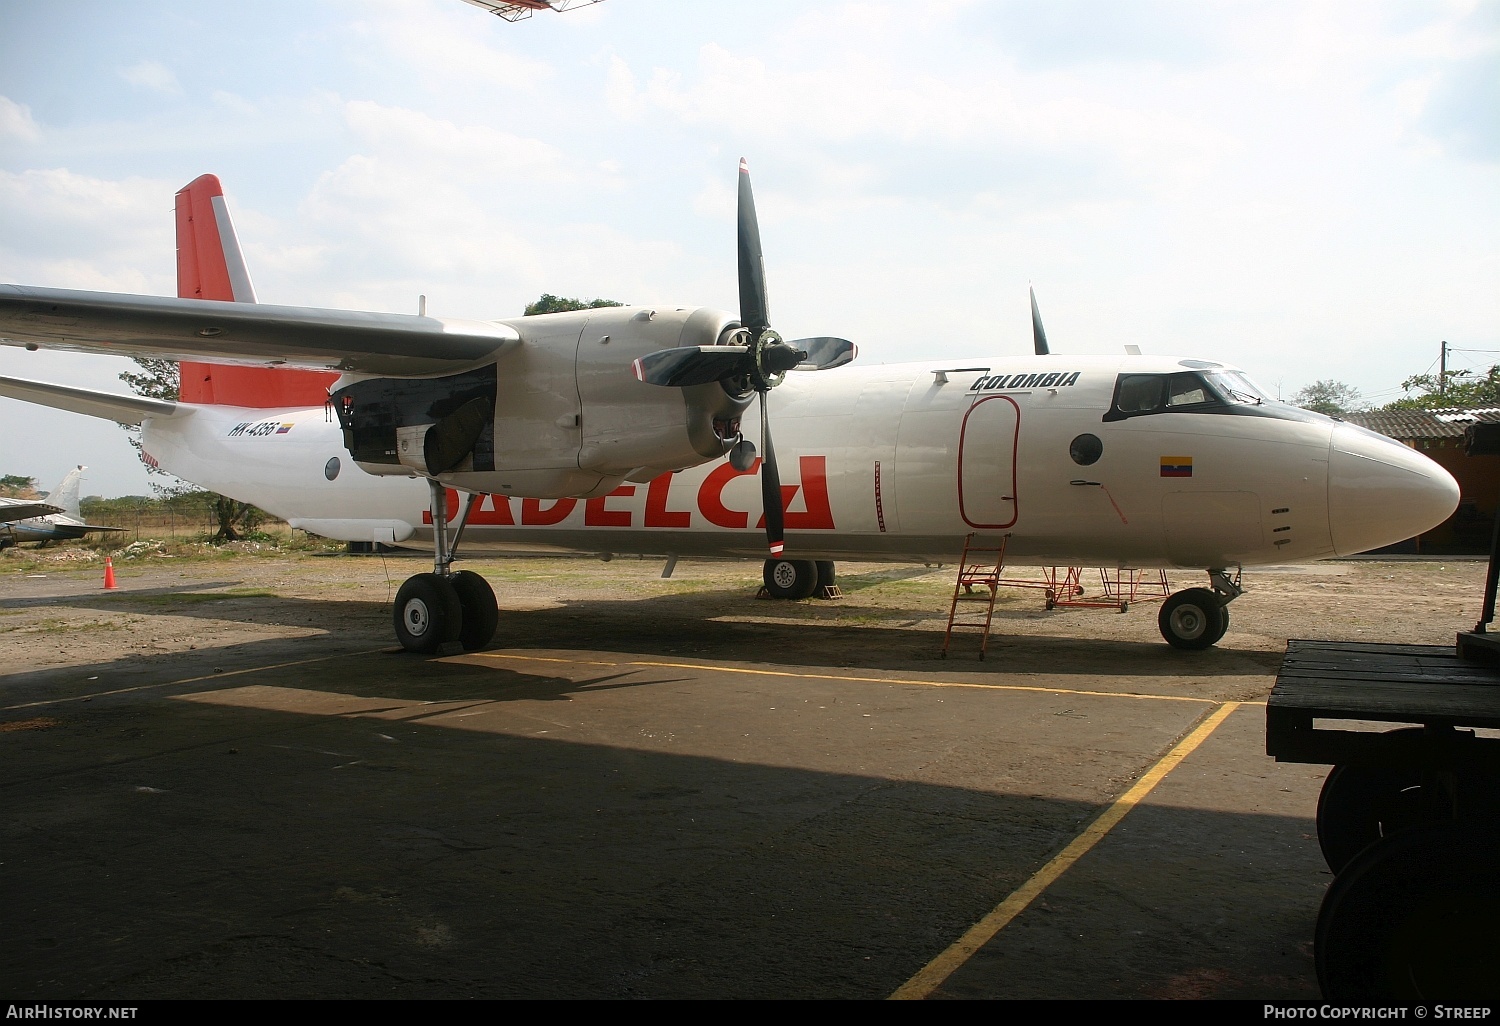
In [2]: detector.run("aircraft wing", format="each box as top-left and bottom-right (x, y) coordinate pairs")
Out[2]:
(0, 499), (64, 521)
(0, 285), (520, 376)
(0, 375), (183, 426)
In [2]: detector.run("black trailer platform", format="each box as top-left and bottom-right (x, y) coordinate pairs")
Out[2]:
(1267, 639), (1500, 1002)
(1269, 639), (1500, 771)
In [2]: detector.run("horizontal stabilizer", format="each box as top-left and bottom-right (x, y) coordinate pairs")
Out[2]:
(0, 374), (183, 426)
(0, 500), (64, 521)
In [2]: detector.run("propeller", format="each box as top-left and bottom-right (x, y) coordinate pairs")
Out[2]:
(1030, 284), (1050, 356)
(633, 158), (857, 558)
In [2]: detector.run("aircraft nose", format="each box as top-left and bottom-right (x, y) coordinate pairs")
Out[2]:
(1328, 424), (1460, 556)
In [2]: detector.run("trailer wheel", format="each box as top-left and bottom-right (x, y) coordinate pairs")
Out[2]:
(1157, 588), (1225, 649)
(1316, 729), (1433, 875)
(1316, 823), (1500, 1001)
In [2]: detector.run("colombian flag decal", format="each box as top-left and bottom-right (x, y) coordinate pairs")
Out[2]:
(276, 423), (294, 434)
(1160, 456), (1192, 478)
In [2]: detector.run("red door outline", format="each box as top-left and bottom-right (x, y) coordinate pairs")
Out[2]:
(958, 395), (1020, 529)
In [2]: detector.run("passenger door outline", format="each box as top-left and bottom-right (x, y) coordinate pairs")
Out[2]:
(958, 395), (1019, 529)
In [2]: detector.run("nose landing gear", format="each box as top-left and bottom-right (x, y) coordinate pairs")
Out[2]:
(1158, 568), (1242, 649)
(393, 480), (500, 654)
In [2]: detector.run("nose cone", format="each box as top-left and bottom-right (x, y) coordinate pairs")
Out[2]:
(1328, 425), (1460, 555)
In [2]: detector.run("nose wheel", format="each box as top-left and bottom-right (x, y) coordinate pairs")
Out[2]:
(1158, 587), (1229, 649)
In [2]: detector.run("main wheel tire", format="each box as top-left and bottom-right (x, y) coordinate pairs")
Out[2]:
(1316, 823), (1500, 1001)
(393, 573), (463, 654)
(814, 560), (836, 594)
(1158, 588), (1226, 649)
(450, 570), (499, 651)
(763, 558), (818, 600)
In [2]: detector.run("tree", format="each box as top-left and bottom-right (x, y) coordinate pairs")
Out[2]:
(1385, 365), (1500, 410)
(524, 294), (625, 315)
(1292, 380), (1364, 416)
(1, 474), (38, 498)
(117, 358), (263, 542)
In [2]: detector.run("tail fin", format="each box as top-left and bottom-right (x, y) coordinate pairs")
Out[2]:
(175, 175), (337, 407)
(44, 466), (86, 520)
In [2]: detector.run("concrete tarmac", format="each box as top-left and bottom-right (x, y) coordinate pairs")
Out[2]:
(0, 556), (1387, 999)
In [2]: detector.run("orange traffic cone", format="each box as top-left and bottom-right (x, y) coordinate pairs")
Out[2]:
(103, 556), (118, 590)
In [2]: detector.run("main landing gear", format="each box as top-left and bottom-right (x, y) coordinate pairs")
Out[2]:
(761, 559), (837, 600)
(1158, 568), (1242, 649)
(394, 481), (500, 654)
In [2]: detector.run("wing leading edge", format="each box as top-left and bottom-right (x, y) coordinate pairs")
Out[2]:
(0, 285), (519, 377)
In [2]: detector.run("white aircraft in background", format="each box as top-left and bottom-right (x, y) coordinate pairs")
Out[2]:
(0, 465), (124, 548)
(0, 170), (1460, 654)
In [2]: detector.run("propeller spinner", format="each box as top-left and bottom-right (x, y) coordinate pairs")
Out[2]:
(634, 159), (856, 557)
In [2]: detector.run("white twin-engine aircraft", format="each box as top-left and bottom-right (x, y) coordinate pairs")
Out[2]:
(0, 166), (1460, 654)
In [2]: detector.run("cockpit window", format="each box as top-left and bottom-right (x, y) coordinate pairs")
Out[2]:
(1106, 372), (1219, 421)
(1210, 370), (1268, 405)
(1116, 374), (1165, 413)
(1166, 375), (1209, 407)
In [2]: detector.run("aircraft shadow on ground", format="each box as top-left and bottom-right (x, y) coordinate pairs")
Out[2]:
(0, 580), (1283, 678)
(0, 674), (1325, 1000)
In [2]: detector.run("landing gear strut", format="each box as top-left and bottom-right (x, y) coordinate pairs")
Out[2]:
(1158, 568), (1242, 649)
(393, 480), (499, 654)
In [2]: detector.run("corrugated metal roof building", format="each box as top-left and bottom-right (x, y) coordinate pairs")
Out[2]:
(1340, 407), (1500, 553)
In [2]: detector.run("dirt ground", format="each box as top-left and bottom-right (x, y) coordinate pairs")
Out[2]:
(0, 543), (1486, 680)
(0, 544), (1491, 999)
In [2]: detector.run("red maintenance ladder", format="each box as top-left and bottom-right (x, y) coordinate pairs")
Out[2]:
(1042, 567), (1172, 612)
(985, 565), (1171, 611)
(941, 533), (1009, 660)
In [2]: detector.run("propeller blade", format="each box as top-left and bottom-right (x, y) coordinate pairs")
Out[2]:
(759, 392), (785, 557)
(737, 157), (770, 335)
(1030, 285), (1050, 356)
(789, 337), (857, 371)
(633, 345), (749, 387)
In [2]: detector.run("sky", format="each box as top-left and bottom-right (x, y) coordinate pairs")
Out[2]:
(1, 0), (1497, 498)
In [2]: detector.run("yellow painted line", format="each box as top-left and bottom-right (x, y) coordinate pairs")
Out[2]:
(475, 651), (1216, 704)
(1, 649), (385, 712)
(889, 700), (1243, 1000)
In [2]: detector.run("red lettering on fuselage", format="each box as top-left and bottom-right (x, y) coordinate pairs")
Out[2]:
(644, 473), (691, 527)
(422, 492), (515, 525)
(522, 498), (577, 525)
(419, 456), (836, 532)
(584, 486), (636, 527)
(698, 460), (758, 528)
(754, 457), (835, 530)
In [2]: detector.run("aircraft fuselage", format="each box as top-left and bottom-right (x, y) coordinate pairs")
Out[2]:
(139, 353), (1458, 570)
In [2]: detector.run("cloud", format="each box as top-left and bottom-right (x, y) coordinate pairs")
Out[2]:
(243, 100), (667, 315)
(0, 96), (40, 142)
(119, 59), (182, 96)
(0, 169), (173, 293)
(349, 0), (554, 91)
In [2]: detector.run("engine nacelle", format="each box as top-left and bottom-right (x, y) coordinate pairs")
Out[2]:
(331, 305), (751, 499)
